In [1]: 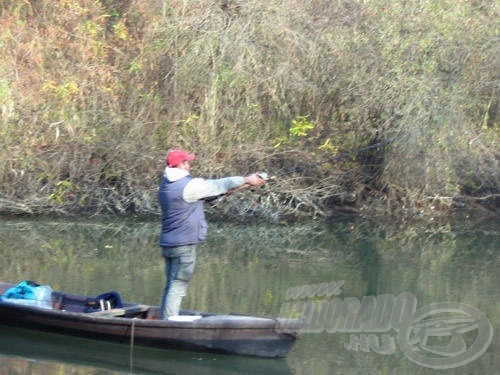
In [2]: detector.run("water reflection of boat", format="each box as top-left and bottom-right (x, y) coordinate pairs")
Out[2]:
(0, 282), (300, 359)
(0, 326), (292, 374)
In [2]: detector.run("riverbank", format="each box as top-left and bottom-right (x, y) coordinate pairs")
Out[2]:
(0, 190), (497, 224)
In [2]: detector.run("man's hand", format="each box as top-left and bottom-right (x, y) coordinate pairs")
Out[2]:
(244, 173), (267, 186)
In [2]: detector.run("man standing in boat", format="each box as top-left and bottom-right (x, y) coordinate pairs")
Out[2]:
(158, 149), (266, 319)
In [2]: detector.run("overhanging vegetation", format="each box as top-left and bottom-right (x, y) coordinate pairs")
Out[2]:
(0, 1), (498, 220)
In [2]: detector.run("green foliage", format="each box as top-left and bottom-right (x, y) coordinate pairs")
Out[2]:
(274, 115), (315, 148)
(48, 180), (75, 205)
(290, 116), (314, 138)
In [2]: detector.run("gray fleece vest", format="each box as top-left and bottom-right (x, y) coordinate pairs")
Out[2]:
(158, 175), (207, 247)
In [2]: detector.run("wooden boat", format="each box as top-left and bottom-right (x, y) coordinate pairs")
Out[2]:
(0, 282), (300, 358)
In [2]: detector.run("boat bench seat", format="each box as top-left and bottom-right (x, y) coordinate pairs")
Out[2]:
(87, 304), (149, 317)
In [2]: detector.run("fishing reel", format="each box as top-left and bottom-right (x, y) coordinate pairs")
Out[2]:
(257, 172), (269, 181)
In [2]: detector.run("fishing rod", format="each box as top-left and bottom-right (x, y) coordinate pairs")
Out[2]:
(219, 138), (392, 198)
(263, 138), (391, 181)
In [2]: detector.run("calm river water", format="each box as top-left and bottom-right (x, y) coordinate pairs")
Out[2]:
(0, 216), (497, 374)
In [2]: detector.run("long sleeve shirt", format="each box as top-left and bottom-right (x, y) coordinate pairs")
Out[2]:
(163, 167), (245, 202)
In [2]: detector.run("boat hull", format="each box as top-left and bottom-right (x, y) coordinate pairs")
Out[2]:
(0, 282), (299, 358)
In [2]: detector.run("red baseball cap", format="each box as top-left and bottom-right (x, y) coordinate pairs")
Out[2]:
(166, 149), (195, 167)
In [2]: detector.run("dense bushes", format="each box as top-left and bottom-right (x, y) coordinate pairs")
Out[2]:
(0, 0), (498, 219)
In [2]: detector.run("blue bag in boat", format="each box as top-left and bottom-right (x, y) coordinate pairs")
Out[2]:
(1, 280), (53, 309)
(2, 280), (42, 300)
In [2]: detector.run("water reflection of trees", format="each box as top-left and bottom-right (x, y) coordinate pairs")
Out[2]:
(0, 218), (496, 315)
(0, 217), (496, 374)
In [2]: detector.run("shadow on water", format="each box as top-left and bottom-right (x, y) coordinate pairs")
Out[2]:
(354, 237), (381, 296)
(331, 220), (383, 296)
